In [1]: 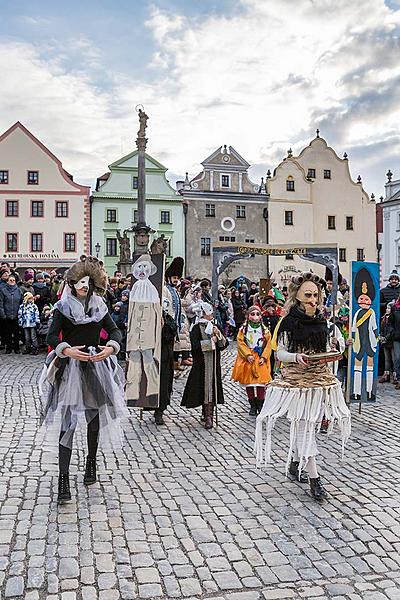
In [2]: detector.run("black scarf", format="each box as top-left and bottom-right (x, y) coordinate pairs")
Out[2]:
(278, 304), (328, 353)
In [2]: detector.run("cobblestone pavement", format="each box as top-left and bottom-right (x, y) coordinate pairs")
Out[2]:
(1, 346), (400, 600)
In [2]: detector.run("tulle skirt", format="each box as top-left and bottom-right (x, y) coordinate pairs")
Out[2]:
(254, 382), (351, 474)
(39, 347), (129, 449)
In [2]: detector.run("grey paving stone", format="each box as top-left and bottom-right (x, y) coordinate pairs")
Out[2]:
(5, 576), (24, 597)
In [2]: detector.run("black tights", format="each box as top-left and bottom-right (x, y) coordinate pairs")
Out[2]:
(59, 410), (100, 474)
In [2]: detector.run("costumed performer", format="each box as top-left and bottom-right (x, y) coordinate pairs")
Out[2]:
(181, 302), (227, 429)
(232, 305), (272, 416)
(155, 297), (178, 425)
(255, 272), (351, 502)
(41, 255), (128, 505)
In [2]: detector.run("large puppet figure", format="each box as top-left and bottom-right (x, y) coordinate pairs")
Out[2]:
(232, 305), (272, 416)
(255, 272), (351, 502)
(352, 267), (379, 400)
(41, 256), (127, 505)
(126, 254), (162, 405)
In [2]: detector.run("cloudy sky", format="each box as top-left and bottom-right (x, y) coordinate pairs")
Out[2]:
(1, 0), (400, 197)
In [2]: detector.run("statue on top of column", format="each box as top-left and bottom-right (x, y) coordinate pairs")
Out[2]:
(137, 108), (149, 139)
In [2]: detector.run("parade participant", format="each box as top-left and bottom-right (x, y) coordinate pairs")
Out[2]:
(261, 297), (280, 373)
(42, 255), (127, 504)
(232, 306), (272, 416)
(181, 302), (227, 429)
(165, 257), (185, 371)
(18, 292), (40, 355)
(155, 298), (178, 425)
(255, 272), (351, 502)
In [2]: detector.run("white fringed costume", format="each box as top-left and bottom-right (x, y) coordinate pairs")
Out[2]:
(255, 333), (351, 475)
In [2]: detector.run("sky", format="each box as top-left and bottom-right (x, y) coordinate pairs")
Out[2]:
(1, 0), (400, 197)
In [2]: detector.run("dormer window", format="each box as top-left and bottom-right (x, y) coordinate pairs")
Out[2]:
(221, 174), (230, 188)
(0, 170), (8, 184)
(324, 169), (331, 180)
(307, 168), (316, 179)
(28, 170), (39, 185)
(286, 177), (295, 191)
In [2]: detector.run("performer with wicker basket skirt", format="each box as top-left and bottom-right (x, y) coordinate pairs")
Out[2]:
(255, 272), (351, 502)
(41, 256), (128, 505)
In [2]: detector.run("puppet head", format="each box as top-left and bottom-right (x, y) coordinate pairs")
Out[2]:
(132, 254), (157, 281)
(165, 257), (184, 286)
(247, 305), (263, 324)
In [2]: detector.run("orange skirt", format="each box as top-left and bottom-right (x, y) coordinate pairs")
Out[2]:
(232, 353), (272, 386)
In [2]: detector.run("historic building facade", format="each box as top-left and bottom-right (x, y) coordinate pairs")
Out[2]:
(91, 150), (184, 274)
(380, 170), (400, 283)
(0, 122), (90, 273)
(267, 133), (377, 283)
(178, 145), (267, 280)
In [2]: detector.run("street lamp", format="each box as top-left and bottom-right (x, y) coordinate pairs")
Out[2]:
(95, 243), (101, 258)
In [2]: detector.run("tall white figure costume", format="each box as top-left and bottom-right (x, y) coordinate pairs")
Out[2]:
(126, 255), (162, 404)
(255, 272), (351, 502)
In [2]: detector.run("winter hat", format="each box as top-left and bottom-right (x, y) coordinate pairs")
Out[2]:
(24, 272), (34, 281)
(36, 272), (45, 280)
(25, 268), (35, 278)
(121, 290), (130, 299)
(23, 292), (34, 303)
(113, 301), (123, 309)
(389, 270), (399, 282)
(0, 267), (10, 278)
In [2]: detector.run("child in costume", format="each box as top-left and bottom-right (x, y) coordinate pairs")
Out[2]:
(232, 305), (272, 415)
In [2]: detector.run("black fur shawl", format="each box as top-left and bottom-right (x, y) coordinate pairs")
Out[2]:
(278, 305), (328, 353)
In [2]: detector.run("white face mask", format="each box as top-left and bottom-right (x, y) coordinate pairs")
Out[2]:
(75, 276), (90, 290)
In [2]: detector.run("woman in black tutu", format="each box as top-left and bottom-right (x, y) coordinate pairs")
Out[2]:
(41, 256), (127, 504)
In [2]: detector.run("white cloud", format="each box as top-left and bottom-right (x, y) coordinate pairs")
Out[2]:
(1, 0), (400, 196)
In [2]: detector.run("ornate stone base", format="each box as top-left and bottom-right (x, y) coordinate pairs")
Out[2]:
(117, 259), (133, 277)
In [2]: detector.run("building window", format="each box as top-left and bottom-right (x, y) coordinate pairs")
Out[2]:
(324, 169), (331, 179)
(0, 170), (9, 184)
(106, 209), (117, 222)
(236, 205), (246, 218)
(397, 245), (400, 265)
(27, 170), (39, 185)
(339, 248), (347, 262)
(346, 216), (353, 230)
(219, 236), (236, 242)
(64, 233), (76, 252)
(200, 237), (211, 256)
(6, 233), (18, 252)
(6, 200), (18, 217)
(328, 215), (336, 230)
(133, 209), (138, 223)
(245, 238), (255, 243)
(221, 174), (230, 188)
(307, 168), (316, 179)
(106, 238), (118, 256)
(285, 254), (294, 260)
(132, 176), (138, 189)
(285, 210), (294, 225)
(205, 203), (215, 217)
(31, 233), (43, 252)
(286, 178), (295, 191)
(357, 248), (365, 261)
(56, 201), (68, 218)
(31, 200), (44, 217)
(160, 210), (171, 224)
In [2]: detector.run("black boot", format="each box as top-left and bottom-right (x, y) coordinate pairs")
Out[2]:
(288, 460), (308, 483)
(57, 473), (71, 504)
(256, 399), (264, 415)
(249, 400), (257, 416)
(83, 458), (97, 486)
(154, 409), (165, 425)
(309, 477), (328, 501)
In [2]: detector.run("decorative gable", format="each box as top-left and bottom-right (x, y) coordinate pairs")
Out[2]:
(201, 145), (250, 171)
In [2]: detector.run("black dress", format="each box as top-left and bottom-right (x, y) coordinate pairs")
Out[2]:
(181, 323), (227, 409)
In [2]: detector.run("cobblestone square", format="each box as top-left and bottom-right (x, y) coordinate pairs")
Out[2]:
(1, 347), (400, 599)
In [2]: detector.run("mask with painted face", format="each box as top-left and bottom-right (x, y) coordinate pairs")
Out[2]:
(74, 275), (90, 290)
(248, 308), (262, 325)
(296, 281), (320, 316)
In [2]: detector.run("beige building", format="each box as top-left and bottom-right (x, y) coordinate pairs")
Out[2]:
(0, 122), (90, 273)
(267, 133), (377, 283)
(178, 145), (268, 281)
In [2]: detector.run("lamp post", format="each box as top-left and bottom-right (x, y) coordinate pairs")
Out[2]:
(95, 242), (101, 258)
(132, 105), (154, 255)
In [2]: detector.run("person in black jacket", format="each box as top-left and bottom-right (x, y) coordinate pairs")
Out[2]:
(33, 272), (51, 314)
(380, 271), (400, 314)
(42, 256), (127, 504)
(388, 294), (400, 390)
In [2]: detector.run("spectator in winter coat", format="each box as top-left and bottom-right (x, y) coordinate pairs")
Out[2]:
(37, 305), (52, 346)
(33, 273), (51, 313)
(380, 270), (400, 315)
(18, 293), (40, 354)
(19, 274), (35, 297)
(388, 293), (400, 390)
(0, 274), (22, 353)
